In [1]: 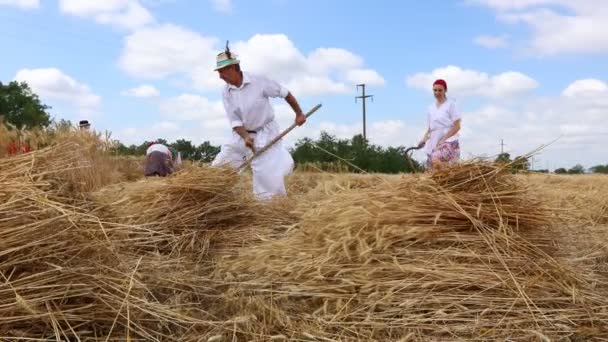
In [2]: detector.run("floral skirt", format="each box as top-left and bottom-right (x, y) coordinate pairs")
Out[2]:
(426, 140), (460, 169)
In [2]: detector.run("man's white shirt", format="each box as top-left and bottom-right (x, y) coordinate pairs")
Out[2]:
(222, 72), (289, 131)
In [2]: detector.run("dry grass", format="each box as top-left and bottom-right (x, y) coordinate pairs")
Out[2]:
(527, 173), (608, 324)
(1, 128), (608, 341)
(92, 165), (295, 261)
(209, 162), (608, 341)
(0, 131), (219, 340)
(528, 173), (608, 226)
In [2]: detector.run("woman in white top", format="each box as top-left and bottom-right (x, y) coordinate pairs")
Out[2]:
(417, 79), (462, 171)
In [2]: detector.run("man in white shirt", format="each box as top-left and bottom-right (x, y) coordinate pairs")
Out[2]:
(211, 44), (307, 200)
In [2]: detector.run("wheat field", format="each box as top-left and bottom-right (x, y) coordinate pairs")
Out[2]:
(1, 130), (607, 341)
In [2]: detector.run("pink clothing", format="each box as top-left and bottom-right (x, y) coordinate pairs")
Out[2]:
(427, 141), (460, 169)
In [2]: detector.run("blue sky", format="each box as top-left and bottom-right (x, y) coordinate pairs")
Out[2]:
(1, 0), (607, 170)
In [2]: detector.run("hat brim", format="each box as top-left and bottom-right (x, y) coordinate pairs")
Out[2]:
(214, 59), (240, 71)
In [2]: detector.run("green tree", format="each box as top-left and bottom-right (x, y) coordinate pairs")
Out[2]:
(495, 152), (511, 164)
(170, 139), (197, 160)
(554, 168), (568, 174)
(0, 81), (52, 129)
(197, 141), (220, 162)
(590, 164), (608, 174)
(290, 131), (421, 173)
(111, 142), (131, 155)
(154, 138), (168, 145)
(567, 164), (585, 174)
(512, 156), (530, 171)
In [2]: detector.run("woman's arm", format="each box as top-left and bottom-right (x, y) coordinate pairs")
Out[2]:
(437, 119), (461, 145)
(418, 128), (431, 147)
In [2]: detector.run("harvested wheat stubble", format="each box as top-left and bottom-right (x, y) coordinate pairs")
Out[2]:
(528, 174), (608, 318)
(212, 162), (608, 341)
(530, 173), (608, 226)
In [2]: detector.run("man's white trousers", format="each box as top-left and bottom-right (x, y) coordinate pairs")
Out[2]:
(211, 120), (293, 200)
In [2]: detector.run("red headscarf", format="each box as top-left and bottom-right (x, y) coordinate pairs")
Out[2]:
(433, 79), (447, 91)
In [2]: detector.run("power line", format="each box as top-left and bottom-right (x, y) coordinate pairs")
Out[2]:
(355, 84), (373, 140)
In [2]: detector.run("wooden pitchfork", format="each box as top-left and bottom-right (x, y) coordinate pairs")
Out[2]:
(237, 104), (322, 171)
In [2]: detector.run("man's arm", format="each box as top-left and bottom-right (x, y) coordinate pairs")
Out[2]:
(284, 92), (306, 126)
(233, 126), (255, 150)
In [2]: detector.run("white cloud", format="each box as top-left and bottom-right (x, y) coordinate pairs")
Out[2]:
(0, 0), (39, 9)
(210, 0), (232, 13)
(117, 93), (231, 145)
(467, 1), (608, 55)
(59, 0), (154, 30)
(346, 69), (386, 86)
(122, 84), (160, 97)
(455, 77), (608, 169)
(14, 68), (101, 117)
(562, 79), (608, 97)
(232, 34), (309, 81)
(406, 65), (538, 98)
(473, 34), (509, 49)
(232, 35), (385, 96)
(286, 76), (349, 96)
(119, 30), (384, 97)
(119, 121), (182, 145)
(159, 94), (224, 121)
(307, 48), (363, 73)
(118, 118), (230, 146)
(150, 121), (179, 132)
(118, 24), (219, 86)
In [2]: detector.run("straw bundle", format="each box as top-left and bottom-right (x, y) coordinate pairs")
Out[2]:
(93, 165), (297, 259)
(0, 142), (218, 340)
(211, 162), (608, 340)
(1, 133), (139, 203)
(95, 166), (244, 228)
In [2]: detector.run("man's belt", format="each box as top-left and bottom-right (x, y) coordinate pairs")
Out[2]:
(245, 118), (274, 135)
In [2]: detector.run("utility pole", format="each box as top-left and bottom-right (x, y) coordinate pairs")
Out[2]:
(355, 84), (373, 140)
(499, 139), (506, 154)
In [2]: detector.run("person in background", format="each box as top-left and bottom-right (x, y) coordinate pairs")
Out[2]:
(7, 136), (31, 156)
(144, 141), (174, 177)
(417, 79), (462, 171)
(79, 120), (91, 131)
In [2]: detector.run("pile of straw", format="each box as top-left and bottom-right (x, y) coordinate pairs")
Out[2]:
(3, 133), (607, 340)
(211, 162), (608, 340)
(0, 142), (218, 340)
(93, 165), (296, 259)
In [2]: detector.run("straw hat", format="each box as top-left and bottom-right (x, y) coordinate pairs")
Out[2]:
(214, 50), (240, 71)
